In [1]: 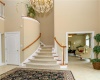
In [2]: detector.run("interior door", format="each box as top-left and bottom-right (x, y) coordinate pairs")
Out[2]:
(5, 32), (20, 65)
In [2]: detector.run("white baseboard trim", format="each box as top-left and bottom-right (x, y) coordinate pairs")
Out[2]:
(21, 45), (40, 66)
(40, 41), (46, 46)
(60, 65), (67, 69)
(0, 63), (6, 66)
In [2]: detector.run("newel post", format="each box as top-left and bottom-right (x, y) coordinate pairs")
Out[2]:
(62, 46), (66, 65)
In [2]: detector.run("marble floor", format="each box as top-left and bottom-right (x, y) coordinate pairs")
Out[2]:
(0, 56), (100, 80)
(68, 55), (100, 80)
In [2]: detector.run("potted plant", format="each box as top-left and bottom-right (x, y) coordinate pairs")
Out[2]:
(91, 33), (100, 70)
(26, 4), (36, 18)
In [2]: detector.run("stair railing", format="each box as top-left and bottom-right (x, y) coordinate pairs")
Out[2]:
(22, 33), (41, 51)
(54, 37), (66, 65)
(0, 1), (5, 18)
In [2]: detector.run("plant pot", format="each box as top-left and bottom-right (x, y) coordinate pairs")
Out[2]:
(92, 62), (100, 70)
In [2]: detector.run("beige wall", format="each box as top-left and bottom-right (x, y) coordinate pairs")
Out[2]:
(0, 18), (4, 63)
(4, 0), (24, 63)
(54, 0), (99, 44)
(2, 0), (100, 62)
(36, 8), (54, 45)
(54, 0), (99, 61)
(98, 0), (100, 58)
(0, 0), (4, 33)
(0, 0), (5, 63)
(0, 18), (4, 33)
(23, 17), (40, 60)
(19, 0), (54, 45)
(4, 0), (40, 62)
(68, 35), (85, 50)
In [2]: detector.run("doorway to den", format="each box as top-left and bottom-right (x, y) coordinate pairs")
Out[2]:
(66, 31), (94, 63)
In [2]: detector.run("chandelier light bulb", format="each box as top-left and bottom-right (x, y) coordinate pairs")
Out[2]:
(30, 0), (53, 13)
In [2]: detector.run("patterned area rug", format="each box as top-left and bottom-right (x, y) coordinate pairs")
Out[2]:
(0, 68), (75, 80)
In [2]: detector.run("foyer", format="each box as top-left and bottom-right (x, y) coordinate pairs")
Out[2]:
(0, 55), (100, 80)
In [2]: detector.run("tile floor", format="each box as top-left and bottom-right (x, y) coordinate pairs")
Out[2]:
(68, 55), (100, 80)
(0, 55), (100, 80)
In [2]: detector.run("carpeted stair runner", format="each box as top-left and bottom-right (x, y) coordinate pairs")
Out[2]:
(25, 46), (60, 69)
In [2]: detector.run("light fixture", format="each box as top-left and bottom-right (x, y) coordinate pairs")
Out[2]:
(68, 35), (73, 37)
(29, 0), (53, 13)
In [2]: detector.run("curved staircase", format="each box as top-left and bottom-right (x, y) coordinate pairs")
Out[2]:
(25, 46), (60, 69)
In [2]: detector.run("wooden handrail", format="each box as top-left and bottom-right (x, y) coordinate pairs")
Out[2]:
(0, 1), (5, 5)
(22, 33), (41, 51)
(54, 37), (66, 65)
(54, 37), (66, 48)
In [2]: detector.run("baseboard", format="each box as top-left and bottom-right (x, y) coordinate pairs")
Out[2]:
(60, 65), (67, 69)
(21, 45), (40, 66)
(40, 41), (46, 46)
(0, 63), (6, 66)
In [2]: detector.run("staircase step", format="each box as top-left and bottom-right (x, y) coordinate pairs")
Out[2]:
(40, 50), (52, 52)
(29, 59), (57, 64)
(37, 52), (52, 56)
(25, 62), (60, 69)
(41, 48), (52, 51)
(38, 52), (56, 54)
(41, 46), (53, 49)
(34, 55), (53, 57)
(34, 56), (54, 59)
(26, 62), (58, 66)
(29, 58), (56, 61)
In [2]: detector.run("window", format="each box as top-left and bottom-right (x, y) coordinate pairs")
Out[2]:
(0, 3), (4, 18)
(86, 35), (89, 47)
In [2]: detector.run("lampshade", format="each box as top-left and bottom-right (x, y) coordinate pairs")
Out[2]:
(68, 35), (73, 37)
(30, 0), (53, 13)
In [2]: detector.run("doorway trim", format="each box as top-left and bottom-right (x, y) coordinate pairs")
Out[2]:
(5, 32), (20, 65)
(66, 31), (94, 63)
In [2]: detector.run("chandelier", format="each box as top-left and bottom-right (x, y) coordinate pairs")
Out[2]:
(30, 0), (53, 13)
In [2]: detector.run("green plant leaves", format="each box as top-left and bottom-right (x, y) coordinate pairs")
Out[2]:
(91, 59), (100, 63)
(91, 33), (100, 62)
(94, 33), (100, 43)
(27, 5), (36, 18)
(93, 46), (100, 54)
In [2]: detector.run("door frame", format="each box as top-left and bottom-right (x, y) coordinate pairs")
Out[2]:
(5, 32), (20, 65)
(66, 31), (94, 63)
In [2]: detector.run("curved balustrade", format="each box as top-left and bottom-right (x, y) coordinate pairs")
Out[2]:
(54, 37), (66, 65)
(22, 33), (41, 51)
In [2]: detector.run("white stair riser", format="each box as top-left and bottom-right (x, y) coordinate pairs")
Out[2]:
(57, 61), (62, 64)
(26, 65), (60, 69)
(40, 50), (52, 53)
(54, 57), (59, 60)
(34, 57), (54, 59)
(29, 60), (57, 64)
(37, 53), (52, 56)
(41, 47), (52, 49)
(40, 49), (52, 50)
